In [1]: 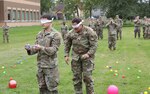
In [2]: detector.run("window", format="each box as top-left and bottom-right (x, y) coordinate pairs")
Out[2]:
(12, 10), (16, 20)
(8, 10), (11, 20)
(36, 12), (39, 20)
(26, 11), (29, 21)
(30, 11), (33, 21)
(33, 12), (36, 20)
(22, 11), (25, 20)
(17, 10), (21, 20)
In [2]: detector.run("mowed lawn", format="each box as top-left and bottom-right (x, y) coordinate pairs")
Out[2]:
(0, 22), (150, 94)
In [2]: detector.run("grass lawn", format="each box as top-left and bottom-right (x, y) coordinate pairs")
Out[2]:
(0, 22), (150, 94)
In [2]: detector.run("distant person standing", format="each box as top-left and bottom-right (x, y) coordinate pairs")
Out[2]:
(142, 16), (147, 38)
(2, 22), (9, 43)
(106, 18), (118, 50)
(95, 16), (105, 40)
(133, 16), (141, 38)
(60, 21), (68, 41)
(115, 15), (123, 40)
(88, 17), (96, 31)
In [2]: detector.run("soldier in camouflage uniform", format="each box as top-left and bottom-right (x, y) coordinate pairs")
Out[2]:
(94, 16), (104, 40)
(2, 22), (9, 43)
(142, 16), (147, 38)
(88, 18), (96, 31)
(106, 18), (118, 50)
(115, 15), (123, 40)
(60, 21), (68, 41)
(133, 16), (141, 38)
(143, 18), (150, 39)
(64, 18), (98, 94)
(25, 14), (61, 94)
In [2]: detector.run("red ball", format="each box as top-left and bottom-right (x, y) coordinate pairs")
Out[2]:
(9, 80), (17, 88)
(10, 77), (13, 80)
(122, 75), (125, 78)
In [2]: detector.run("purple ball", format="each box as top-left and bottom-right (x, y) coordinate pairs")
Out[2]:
(107, 85), (119, 94)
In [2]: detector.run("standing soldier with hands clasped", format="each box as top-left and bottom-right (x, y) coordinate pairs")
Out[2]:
(2, 22), (9, 43)
(64, 18), (98, 94)
(133, 16), (141, 38)
(25, 14), (61, 94)
(115, 15), (123, 40)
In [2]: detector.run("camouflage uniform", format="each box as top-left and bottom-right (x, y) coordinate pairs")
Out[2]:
(2, 24), (9, 43)
(115, 17), (123, 40)
(106, 20), (118, 50)
(88, 19), (96, 31)
(144, 20), (150, 39)
(134, 18), (141, 38)
(94, 18), (104, 40)
(25, 28), (61, 94)
(64, 26), (98, 94)
(60, 23), (68, 41)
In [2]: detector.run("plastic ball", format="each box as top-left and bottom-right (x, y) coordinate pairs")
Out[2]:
(9, 80), (17, 88)
(148, 87), (150, 90)
(122, 75), (125, 78)
(144, 91), (148, 94)
(10, 77), (13, 80)
(107, 85), (119, 94)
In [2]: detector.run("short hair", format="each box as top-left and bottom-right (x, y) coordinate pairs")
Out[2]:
(72, 18), (82, 24)
(40, 14), (53, 20)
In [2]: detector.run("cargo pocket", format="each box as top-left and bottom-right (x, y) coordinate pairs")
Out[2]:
(49, 58), (58, 68)
(43, 68), (59, 91)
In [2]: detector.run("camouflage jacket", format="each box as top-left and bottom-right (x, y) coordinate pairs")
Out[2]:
(61, 25), (68, 34)
(64, 26), (98, 61)
(134, 19), (141, 27)
(95, 20), (104, 29)
(2, 25), (9, 33)
(106, 22), (118, 36)
(115, 18), (123, 28)
(27, 28), (61, 68)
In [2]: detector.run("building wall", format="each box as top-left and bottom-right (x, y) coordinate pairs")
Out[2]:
(0, 0), (41, 27)
(0, 1), (4, 21)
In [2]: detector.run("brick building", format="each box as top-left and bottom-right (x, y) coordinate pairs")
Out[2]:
(0, 0), (40, 27)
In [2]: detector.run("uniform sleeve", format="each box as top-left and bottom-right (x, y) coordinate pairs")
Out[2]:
(87, 30), (98, 56)
(40, 33), (61, 56)
(64, 32), (72, 57)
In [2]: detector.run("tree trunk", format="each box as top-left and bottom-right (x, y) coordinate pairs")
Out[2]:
(90, 6), (92, 18)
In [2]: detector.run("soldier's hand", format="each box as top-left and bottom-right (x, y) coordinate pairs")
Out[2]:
(65, 56), (70, 65)
(81, 54), (90, 59)
(25, 44), (31, 50)
(33, 44), (42, 51)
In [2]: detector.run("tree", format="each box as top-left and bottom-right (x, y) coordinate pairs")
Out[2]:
(40, 0), (51, 15)
(100, 0), (138, 19)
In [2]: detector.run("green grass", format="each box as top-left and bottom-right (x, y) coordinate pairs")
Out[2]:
(0, 22), (150, 94)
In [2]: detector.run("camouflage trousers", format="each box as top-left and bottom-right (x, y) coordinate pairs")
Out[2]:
(61, 31), (67, 41)
(134, 27), (141, 38)
(71, 58), (94, 94)
(3, 33), (9, 43)
(96, 28), (103, 40)
(108, 35), (116, 50)
(116, 28), (122, 40)
(37, 67), (59, 94)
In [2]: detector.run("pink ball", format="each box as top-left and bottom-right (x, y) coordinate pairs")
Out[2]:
(107, 85), (119, 94)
